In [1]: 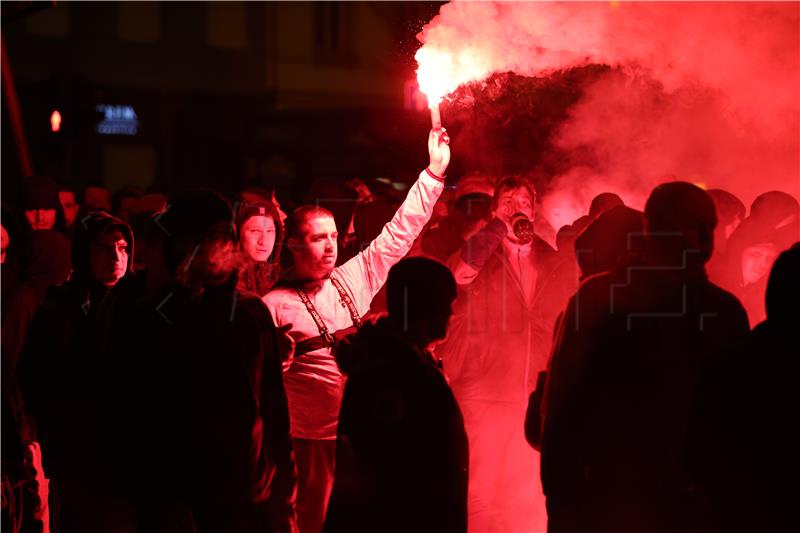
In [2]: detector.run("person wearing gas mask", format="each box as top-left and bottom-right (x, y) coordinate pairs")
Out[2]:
(438, 176), (574, 533)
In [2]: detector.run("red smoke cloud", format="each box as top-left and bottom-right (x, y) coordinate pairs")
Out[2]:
(417, 1), (800, 229)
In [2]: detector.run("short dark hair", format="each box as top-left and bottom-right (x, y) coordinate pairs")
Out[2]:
(280, 205), (335, 272)
(644, 182), (716, 232)
(387, 257), (456, 321)
(492, 177), (537, 211)
(285, 205), (335, 241)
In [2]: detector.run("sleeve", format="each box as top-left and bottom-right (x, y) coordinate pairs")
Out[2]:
(1, 296), (34, 378)
(447, 217), (508, 286)
(335, 170), (444, 314)
(258, 305), (298, 531)
(17, 304), (52, 424)
(539, 295), (591, 501)
(525, 311), (566, 450)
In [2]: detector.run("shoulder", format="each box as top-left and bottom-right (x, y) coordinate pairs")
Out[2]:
(576, 270), (616, 297)
(262, 285), (296, 309)
(703, 280), (750, 320)
(236, 290), (269, 312)
(532, 235), (559, 264)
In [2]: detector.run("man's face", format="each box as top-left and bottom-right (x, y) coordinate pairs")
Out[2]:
(741, 242), (778, 286)
(59, 191), (79, 227)
(494, 187), (534, 222)
(25, 209), (57, 231)
(90, 228), (129, 287)
(241, 215), (277, 263)
(290, 215), (338, 279)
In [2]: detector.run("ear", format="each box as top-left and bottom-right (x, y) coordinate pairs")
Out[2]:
(287, 236), (302, 253)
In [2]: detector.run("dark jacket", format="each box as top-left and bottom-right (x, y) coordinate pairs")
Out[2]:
(2, 230), (72, 452)
(2, 231), (72, 376)
(687, 243), (799, 533)
(116, 277), (296, 528)
(324, 318), (469, 533)
(541, 260), (749, 533)
(441, 218), (574, 404)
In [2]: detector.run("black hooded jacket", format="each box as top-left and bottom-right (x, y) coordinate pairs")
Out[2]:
(688, 243), (800, 533)
(2, 231), (72, 441)
(17, 212), (134, 482)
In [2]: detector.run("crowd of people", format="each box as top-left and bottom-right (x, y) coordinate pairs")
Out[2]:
(1, 126), (797, 533)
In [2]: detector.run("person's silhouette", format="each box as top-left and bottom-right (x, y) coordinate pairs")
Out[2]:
(689, 242), (799, 533)
(324, 257), (468, 533)
(541, 182), (750, 533)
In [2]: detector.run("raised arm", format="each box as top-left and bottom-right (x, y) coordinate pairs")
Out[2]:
(336, 129), (450, 311)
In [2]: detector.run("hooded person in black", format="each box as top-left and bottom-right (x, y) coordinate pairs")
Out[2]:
(525, 206), (644, 451)
(324, 257), (468, 533)
(2, 231), (72, 375)
(688, 242), (799, 533)
(721, 191), (799, 326)
(1, 230), (71, 533)
(573, 205), (644, 281)
(17, 211), (136, 533)
(541, 182), (750, 533)
(2, 230), (72, 452)
(115, 190), (297, 533)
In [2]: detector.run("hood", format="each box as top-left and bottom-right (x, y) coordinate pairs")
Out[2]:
(575, 206), (644, 279)
(726, 204), (799, 285)
(749, 191), (799, 229)
(71, 211), (134, 285)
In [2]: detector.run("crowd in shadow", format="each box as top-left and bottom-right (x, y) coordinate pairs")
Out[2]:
(2, 131), (798, 533)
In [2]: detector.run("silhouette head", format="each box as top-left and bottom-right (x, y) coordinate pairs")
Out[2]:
(386, 257), (457, 347)
(765, 242), (800, 329)
(644, 182), (717, 271)
(575, 205), (644, 280)
(588, 192), (624, 219)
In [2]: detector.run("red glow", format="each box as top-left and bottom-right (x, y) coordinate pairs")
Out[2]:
(50, 110), (61, 132)
(416, 1), (799, 228)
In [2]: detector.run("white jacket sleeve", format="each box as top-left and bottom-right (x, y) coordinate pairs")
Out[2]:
(334, 170), (444, 315)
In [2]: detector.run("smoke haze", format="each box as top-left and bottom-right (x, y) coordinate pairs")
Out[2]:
(417, 1), (800, 230)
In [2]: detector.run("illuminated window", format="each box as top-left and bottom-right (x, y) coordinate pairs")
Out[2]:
(96, 105), (139, 136)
